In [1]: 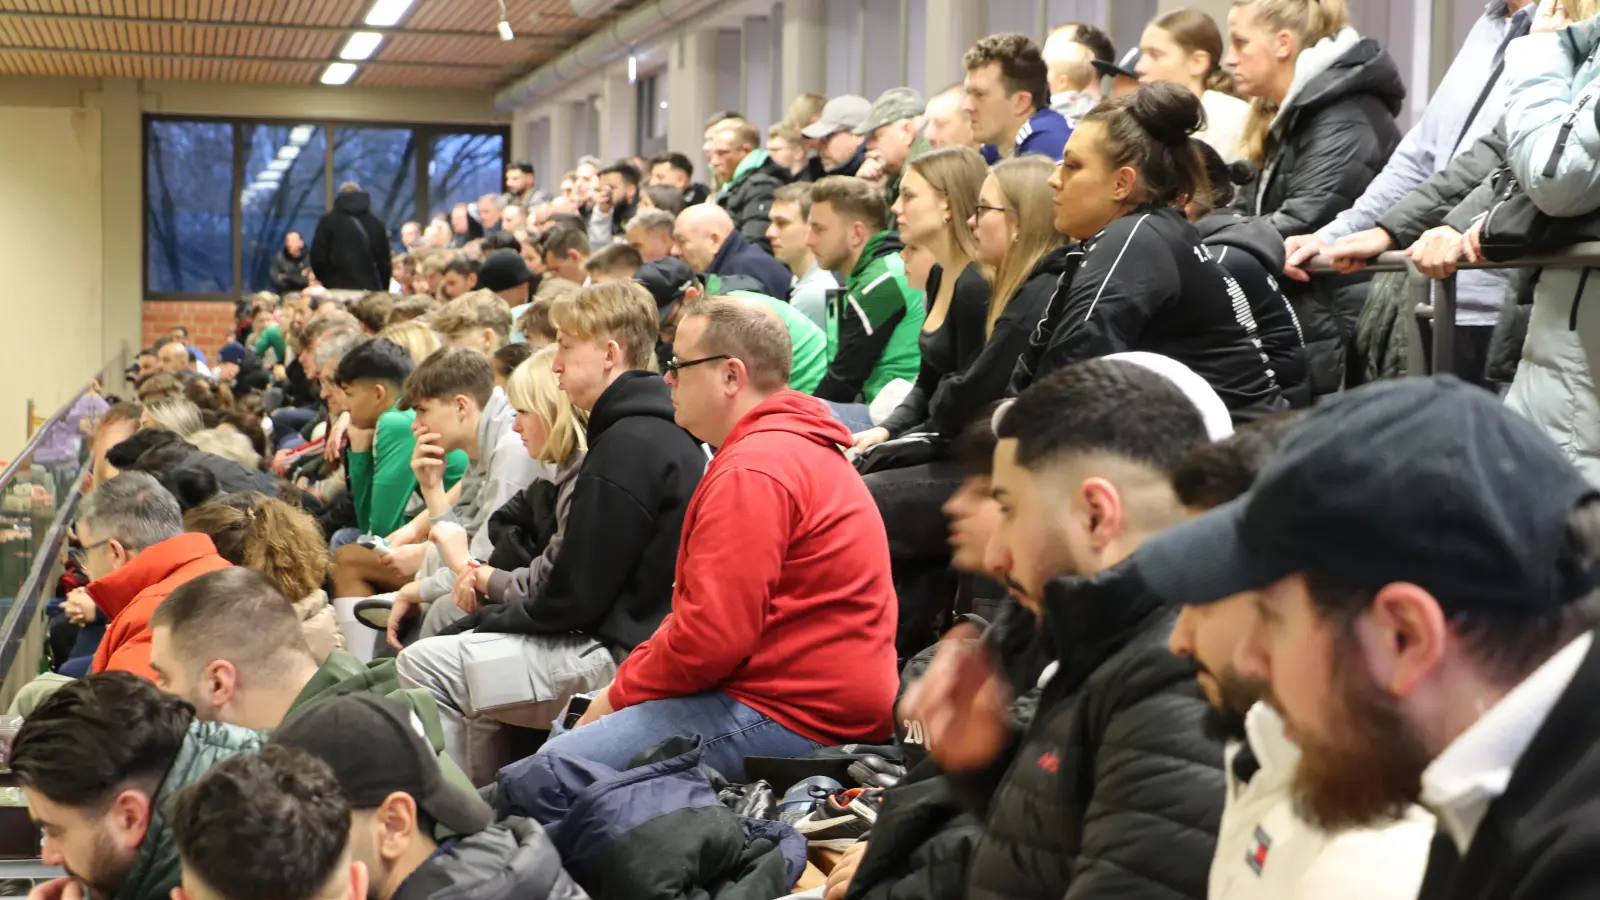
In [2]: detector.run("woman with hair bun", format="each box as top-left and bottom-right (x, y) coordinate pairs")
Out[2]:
(1136, 8), (1252, 162)
(1012, 83), (1285, 422)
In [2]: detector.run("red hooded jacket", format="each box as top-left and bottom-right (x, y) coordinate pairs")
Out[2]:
(89, 532), (231, 679)
(609, 391), (899, 745)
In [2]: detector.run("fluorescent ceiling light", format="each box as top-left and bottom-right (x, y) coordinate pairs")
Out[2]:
(276, 145), (300, 160)
(289, 125), (316, 144)
(364, 0), (416, 27)
(257, 170), (284, 182)
(321, 62), (359, 85)
(341, 32), (384, 61)
(267, 158), (293, 172)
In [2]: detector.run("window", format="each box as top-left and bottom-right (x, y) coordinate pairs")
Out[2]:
(143, 116), (509, 299)
(146, 120), (234, 294)
(241, 124), (326, 294)
(636, 72), (667, 156)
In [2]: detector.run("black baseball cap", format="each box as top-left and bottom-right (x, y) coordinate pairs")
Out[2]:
(635, 257), (698, 323)
(272, 694), (492, 835)
(1092, 47), (1142, 81)
(1136, 377), (1599, 615)
(477, 248), (533, 293)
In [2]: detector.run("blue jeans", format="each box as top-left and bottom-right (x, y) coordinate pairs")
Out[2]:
(271, 406), (318, 449)
(538, 691), (822, 782)
(824, 400), (875, 433)
(329, 527), (363, 551)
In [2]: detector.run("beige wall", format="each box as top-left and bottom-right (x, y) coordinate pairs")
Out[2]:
(0, 77), (505, 459)
(0, 106), (105, 458)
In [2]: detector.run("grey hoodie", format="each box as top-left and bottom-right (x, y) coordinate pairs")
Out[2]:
(393, 818), (588, 900)
(417, 388), (548, 604)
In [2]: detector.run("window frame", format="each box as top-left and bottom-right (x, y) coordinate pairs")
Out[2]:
(142, 113), (509, 301)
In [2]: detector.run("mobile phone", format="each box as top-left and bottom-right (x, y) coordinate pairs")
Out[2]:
(562, 695), (593, 731)
(356, 534), (393, 557)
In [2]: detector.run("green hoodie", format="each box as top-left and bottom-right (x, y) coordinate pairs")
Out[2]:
(287, 650), (475, 797)
(816, 231), (924, 403)
(726, 148), (771, 190)
(116, 722), (264, 900)
(346, 405), (469, 536)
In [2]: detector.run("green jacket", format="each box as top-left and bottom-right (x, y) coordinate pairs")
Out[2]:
(816, 231), (924, 403)
(253, 323), (286, 366)
(117, 722), (264, 900)
(287, 651), (475, 798)
(346, 406), (469, 536)
(702, 277), (830, 395)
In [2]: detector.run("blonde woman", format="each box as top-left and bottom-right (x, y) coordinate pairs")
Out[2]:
(1225, 0), (1403, 395)
(855, 146), (991, 450)
(378, 319), (442, 366)
(183, 492), (342, 663)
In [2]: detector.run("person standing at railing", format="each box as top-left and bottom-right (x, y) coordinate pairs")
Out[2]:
(1225, 0), (1405, 396)
(1500, 0), (1600, 486)
(1279, 0), (1536, 386)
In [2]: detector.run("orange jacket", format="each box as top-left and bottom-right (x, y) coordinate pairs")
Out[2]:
(88, 533), (231, 680)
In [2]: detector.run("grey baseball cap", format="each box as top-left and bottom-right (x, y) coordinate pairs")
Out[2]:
(802, 95), (873, 139)
(855, 88), (927, 137)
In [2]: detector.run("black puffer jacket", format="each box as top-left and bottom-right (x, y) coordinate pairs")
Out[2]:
(1195, 211), (1311, 407)
(450, 372), (706, 650)
(1249, 30), (1405, 395)
(309, 190), (392, 291)
(269, 250), (309, 294)
(718, 153), (791, 253)
(957, 564), (1225, 900)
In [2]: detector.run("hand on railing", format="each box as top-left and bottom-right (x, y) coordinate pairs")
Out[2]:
(1411, 226), (1469, 279)
(1328, 229), (1398, 275)
(1282, 235), (1330, 282)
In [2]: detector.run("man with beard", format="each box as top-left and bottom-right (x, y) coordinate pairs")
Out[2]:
(1135, 376), (1600, 900)
(8, 672), (263, 900)
(1167, 416), (1434, 900)
(902, 358), (1226, 900)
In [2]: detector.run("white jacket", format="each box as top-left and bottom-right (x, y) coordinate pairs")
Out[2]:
(1210, 704), (1434, 900)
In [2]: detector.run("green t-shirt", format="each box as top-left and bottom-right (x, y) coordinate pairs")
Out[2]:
(729, 290), (829, 394)
(345, 405), (468, 536)
(253, 322), (286, 366)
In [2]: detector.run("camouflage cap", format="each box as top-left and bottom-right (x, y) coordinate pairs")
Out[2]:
(855, 87), (928, 137)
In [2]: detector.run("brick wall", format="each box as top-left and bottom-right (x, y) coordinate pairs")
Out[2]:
(141, 300), (240, 362)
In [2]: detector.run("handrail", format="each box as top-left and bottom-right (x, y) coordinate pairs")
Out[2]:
(0, 345), (127, 496)
(0, 453), (88, 680)
(1305, 241), (1600, 377)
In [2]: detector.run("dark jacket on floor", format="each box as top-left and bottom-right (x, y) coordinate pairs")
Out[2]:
(310, 189), (392, 291)
(719, 152), (791, 253)
(393, 818), (589, 900)
(449, 372), (705, 650)
(707, 230), (794, 301)
(491, 739), (806, 900)
(1195, 211), (1311, 407)
(1415, 630), (1600, 900)
(270, 249), (310, 293)
(958, 564), (1225, 900)
(1247, 30), (1405, 395)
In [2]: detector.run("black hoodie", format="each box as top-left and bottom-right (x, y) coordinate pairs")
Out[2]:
(453, 372), (706, 650)
(1194, 212), (1311, 408)
(309, 190), (392, 291)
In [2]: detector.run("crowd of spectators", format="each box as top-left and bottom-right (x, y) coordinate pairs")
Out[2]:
(20, 2), (1600, 899)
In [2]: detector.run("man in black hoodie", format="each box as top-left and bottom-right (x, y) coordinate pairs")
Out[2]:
(310, 182), (392, 291)
(270, 230), (311, 294)
(398, 282), (706, 783)
(903, 359), (1225, 900)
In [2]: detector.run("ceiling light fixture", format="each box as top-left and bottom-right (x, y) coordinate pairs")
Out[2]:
(628, 54), (638, 84)
(258, 170), (284, 182)
(364, 0), (417, 27)
(321, 62), (359, 85)
(276, 145), (301, 160)
(289, 125), (316, 144)
(341, 31), (384, 61)
(497, 0), (514, 40)
(268, 158), (293, 172)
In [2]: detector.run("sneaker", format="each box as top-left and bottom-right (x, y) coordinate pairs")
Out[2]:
(847, 755), (906, 790)
(793, 788), (882, 849)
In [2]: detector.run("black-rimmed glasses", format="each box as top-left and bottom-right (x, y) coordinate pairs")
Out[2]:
(974, 204), (1007, 219)
(663, 354), (731, 377)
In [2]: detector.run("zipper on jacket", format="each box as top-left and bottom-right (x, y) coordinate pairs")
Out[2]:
(1571, 268), (1592, 331)
(1542, 84), (1600, 179)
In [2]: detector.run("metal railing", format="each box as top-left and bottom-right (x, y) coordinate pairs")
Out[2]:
(0, 349), (129, 711)
(1307, 240), (1600, 377)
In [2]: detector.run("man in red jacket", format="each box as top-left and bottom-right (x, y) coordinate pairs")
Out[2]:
(543, 297), (899, 780)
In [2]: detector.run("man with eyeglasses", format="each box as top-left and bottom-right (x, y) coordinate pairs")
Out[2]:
(21, 472), (230, 712)
(535, 296), (899, 781)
